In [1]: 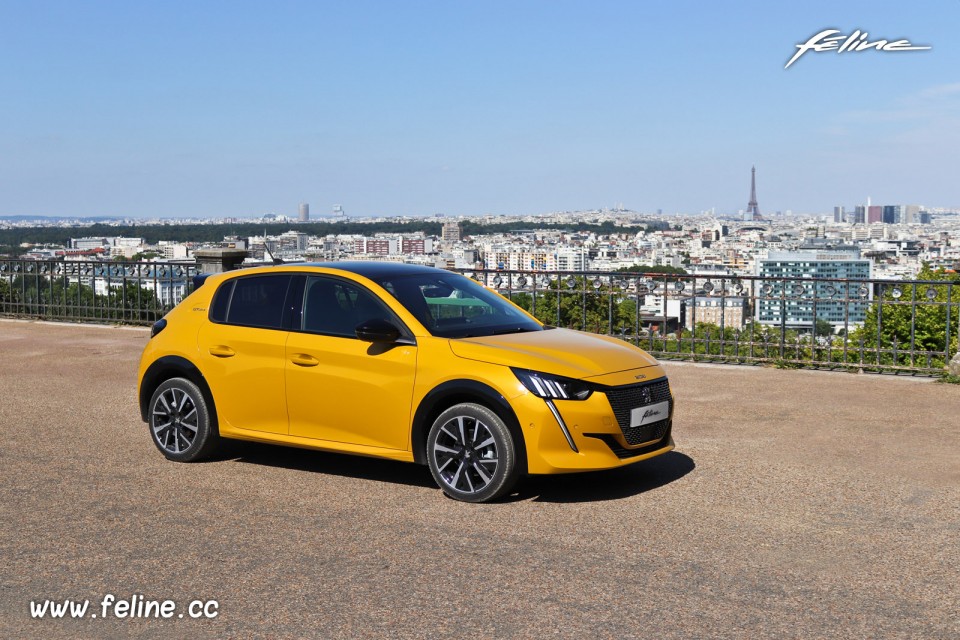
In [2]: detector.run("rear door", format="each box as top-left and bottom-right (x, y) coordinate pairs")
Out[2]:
(197, 274), (295, 435)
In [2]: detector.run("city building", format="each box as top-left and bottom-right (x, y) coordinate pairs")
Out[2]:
(298, 203), (309, 222)
(354, 237), (398, 255)
(683, 296), (746, 330)
(442, 222), (461, 244)
(756, 247), (872, 330)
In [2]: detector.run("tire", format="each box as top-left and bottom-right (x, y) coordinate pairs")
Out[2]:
(148, 377), (219, 462)
(426, 403), (519, 503)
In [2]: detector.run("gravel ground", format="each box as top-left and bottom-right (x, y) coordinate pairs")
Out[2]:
(1, 319), (958, 639)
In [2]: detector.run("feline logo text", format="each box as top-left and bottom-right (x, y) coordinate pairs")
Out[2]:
(786, 29), (930, 69)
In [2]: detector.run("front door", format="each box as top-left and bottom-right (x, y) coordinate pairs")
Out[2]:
(285, 276), (417, 450)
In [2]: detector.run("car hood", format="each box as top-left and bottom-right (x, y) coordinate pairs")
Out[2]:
(448, 328), (660, 379)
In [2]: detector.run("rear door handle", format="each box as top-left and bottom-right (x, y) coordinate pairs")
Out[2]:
(291, 353), (319, 367)
(209, 345), (236, 358)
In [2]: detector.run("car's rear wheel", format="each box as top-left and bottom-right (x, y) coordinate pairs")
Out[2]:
(148, 377), (219, 462)
(426, 403), (519, 503)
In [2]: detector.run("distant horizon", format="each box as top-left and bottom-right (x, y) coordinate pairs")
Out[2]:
(4, 198), (959, 226)
(2, 2), (956, 218)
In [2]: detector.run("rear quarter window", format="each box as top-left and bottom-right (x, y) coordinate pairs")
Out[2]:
(209, 281), (233, 323)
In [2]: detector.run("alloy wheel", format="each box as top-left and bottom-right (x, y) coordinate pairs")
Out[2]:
(151, 387), (200, 455)
(431, 415), (500, 495)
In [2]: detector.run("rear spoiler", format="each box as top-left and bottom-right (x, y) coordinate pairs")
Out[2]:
(192, 273), (212, 290)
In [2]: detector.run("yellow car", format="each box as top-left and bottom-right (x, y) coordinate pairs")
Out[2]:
(138, 263), (675, 502)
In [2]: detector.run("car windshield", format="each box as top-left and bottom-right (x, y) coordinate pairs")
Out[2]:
(373, 272), (543, 338)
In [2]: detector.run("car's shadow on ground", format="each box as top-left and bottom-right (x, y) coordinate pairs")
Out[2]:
(224, 443), (695, 504)
(224, 442), (437, 489)
(510, 451), (696, 503)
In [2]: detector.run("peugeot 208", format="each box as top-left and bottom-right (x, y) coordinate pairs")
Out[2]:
(138, 263), (675, 502)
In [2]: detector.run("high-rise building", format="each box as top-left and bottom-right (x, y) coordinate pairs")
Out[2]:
(852, 205), (866, 224)
(882, 205), (897, 224)
(867, 205), (882, 224)
(902, 204), (920, 224)
(833, 206), (845, 223)
(756, 247), (872, 329)
(298, 203), (310, 222)
(442, 222), (461, 244)
(554, 246), (587, 271)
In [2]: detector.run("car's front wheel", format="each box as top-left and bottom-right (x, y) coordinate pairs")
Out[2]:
(148, 377), (219, 462)
(426, 403), (519, 503)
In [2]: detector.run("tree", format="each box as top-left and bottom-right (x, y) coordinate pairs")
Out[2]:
(508, 277), (634, 333)
(815, 319), (833, 337)
(2, 274), (163, 322)
(130, 251), (161, 262)
(104, 281), (164, 321)
(615, 264), (688, 275)
(850, 264), (960, 367)
(0, 276), (18, 311)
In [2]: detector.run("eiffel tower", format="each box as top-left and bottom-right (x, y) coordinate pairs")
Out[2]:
(746, 166), (761, 221)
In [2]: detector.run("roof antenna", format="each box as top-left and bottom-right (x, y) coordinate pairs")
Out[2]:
(262, 229), (284, 265)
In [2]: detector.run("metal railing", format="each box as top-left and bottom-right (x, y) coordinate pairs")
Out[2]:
(0, 259), (198, 324)
(454, 267), (960, 376)
(2, 258), (958, 375)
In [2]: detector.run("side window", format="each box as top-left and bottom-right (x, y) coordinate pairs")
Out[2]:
(223, 275), (292, 329)
(209, 281), (233, 323)
(301, 276), (392, 338)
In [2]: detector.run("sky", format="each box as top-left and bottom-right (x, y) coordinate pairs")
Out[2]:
(0, 0), (957, 219)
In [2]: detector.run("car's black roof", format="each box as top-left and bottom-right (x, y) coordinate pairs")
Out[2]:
(294, 261), (447, 279)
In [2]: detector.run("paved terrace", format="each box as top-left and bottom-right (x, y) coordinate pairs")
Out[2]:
(1, 320), (958, 639)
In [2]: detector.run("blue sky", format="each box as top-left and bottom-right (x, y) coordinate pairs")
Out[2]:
(0, 0), (956, 218)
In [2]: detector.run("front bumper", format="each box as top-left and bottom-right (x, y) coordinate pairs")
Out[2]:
(515, 374), (675, 474)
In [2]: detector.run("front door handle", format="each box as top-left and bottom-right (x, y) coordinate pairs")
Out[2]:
(291, 353), (319, 367)
(209, 345), (236, 358)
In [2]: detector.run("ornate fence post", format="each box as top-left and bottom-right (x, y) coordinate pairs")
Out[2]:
(950, 329), (960, 377)
(950, 287), (960, 377)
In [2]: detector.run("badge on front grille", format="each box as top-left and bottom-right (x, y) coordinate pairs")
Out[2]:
(629, 401), (669, 428)
(639, 387), (651, 405)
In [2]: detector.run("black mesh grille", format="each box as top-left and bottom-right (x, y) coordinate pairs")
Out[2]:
(604, 378), (672, 446)
(621, 418), (671, 446)
(587, 427), (671, 459)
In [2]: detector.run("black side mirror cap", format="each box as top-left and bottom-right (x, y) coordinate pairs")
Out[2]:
(150, 318), (167, 338)
(355, 319), (401, 343)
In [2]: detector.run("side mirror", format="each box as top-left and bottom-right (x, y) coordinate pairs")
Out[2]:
(355, 319), (401, 343)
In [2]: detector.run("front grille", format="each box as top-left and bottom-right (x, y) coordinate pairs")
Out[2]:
(604, 378), (672, 446)
(621, 417), (671, 446)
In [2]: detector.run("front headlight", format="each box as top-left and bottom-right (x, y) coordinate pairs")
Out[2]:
(512, 369), (593, 401)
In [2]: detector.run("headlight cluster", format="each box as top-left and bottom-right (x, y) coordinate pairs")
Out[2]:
(512, 369), (593, 401)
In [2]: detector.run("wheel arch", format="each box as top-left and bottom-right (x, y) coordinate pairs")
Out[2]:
(139, 356), (217, 427)
(411, 379), (527, 474)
